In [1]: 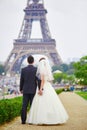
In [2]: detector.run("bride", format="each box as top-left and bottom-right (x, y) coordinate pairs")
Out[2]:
(27, 57), (69, 125)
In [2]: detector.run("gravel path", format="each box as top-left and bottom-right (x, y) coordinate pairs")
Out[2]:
(0, 92), (87, 130)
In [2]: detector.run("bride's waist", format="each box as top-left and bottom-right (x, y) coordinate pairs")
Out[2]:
(44, 80), (52, 84)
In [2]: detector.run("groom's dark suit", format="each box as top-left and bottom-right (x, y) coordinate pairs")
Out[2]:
(20, 64), (38, 124)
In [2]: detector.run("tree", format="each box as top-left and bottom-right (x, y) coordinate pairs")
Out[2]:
(66, 75), (75, 85)
(52, 65), (60, 72)
(74, 56), (87, 85)
(0, 64), (5, 75)
(52, 62), (75, 75)
(53, 73), (67, 83)
(66, 62), (75, 75)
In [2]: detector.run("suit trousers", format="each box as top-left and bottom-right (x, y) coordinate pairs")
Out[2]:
(21, 93), (35, 123)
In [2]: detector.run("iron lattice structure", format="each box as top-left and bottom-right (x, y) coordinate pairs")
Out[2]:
(5, 0), (62, 74)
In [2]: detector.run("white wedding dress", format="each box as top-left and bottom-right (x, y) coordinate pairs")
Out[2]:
(27, 80), (69, 125)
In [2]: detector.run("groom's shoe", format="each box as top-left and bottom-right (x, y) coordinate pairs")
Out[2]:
(22, 122), (25, 124)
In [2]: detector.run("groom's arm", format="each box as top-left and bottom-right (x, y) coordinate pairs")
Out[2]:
(36, 76), (44, 95)
(20, 69), (24, 93)
(36, 76), (41, 90)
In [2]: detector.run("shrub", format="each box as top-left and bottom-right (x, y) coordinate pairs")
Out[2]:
(0, 96), (22, 124)
(55, 88), (64, 94)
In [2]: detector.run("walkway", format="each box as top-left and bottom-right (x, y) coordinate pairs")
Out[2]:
(0, 92), (87, 130)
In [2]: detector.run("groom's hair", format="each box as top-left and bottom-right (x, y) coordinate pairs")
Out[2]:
(27, 55), (34, 64)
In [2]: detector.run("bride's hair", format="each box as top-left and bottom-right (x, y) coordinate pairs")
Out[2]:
(36, 57), (53, 81)
(39, 57), (45, 62)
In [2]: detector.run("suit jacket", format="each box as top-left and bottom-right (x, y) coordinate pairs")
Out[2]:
(20, 65), (38, 94)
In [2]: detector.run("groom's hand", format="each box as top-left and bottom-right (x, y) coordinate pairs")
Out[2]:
(38, 90), (43, 96)
(20, 90), (23, 94)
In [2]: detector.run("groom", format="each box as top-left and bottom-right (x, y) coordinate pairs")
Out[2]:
(20, 55), (39, 124)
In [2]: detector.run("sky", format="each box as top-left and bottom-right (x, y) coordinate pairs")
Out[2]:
(0, 0), (87, 63)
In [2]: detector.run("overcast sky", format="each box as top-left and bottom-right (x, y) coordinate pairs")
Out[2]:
(0, 0), (87, 63)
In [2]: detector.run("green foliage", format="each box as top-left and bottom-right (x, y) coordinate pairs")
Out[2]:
(60, 63), (69, 72)
(75, 91), (87, 100)
(55, 88), (64, 94)
(53, 73), (67, 83)
(0, 96), (22, 124)
(66, 75), (75, 84)
(66, 62), (75, 75)
(53, 72), (76, 85)
(0, 64), (5, 75)
(52, 65), (60, 72)
(52, 62), (75, 75)
(74, 56), (87, 85)
(52, 63), (69, 73)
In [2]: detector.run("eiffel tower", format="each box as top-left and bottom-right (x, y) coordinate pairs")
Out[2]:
(5, 0), (62, 74)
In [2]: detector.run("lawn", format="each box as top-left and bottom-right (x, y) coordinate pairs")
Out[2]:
(75, 91), (87, 100)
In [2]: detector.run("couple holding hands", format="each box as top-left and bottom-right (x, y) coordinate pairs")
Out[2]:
(20, 55), (69, 125)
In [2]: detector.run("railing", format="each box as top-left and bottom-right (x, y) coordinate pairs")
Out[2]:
(14, 38), (55, 44)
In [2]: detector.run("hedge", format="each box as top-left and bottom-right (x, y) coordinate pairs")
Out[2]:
(55, 88), (64, 94)
(0, 96), (22, 124)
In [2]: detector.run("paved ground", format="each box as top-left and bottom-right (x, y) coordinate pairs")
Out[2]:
(0, 92), (87, 130)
